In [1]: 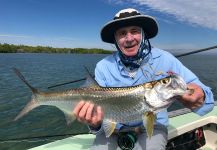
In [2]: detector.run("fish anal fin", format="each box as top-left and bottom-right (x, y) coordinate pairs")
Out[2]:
(143, 112), (156, 139)
(14, 98), (39, 121)
(102, 119), (116, 138)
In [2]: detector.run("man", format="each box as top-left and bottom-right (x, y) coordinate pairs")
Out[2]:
(73, 8), (214, 149)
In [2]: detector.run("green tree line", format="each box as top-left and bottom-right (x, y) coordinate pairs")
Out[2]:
(0, 43), (113, 54)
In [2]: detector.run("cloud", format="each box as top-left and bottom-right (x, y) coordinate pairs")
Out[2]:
(110, 0), (217, 30)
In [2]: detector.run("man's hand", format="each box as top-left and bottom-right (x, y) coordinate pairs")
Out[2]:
(178, 83), (205, 109)
(73, 101), (104, 128)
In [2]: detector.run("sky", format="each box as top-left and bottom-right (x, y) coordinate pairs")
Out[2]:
(1, 0), (217, 52)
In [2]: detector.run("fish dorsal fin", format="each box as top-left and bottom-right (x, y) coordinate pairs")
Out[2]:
(81, 66), (100, 88)
(143, 112), (156, 139)
(102, 119), (116, 138)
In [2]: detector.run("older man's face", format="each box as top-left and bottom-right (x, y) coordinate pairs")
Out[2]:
(115, 26), (142, 57)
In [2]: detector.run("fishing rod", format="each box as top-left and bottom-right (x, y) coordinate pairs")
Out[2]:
(47, 66), (94, 89)
(48, 78), (86, 89)
(47, 44), (217, 89)
(175, 45), (217, 58)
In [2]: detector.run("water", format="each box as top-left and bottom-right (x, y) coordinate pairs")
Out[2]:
(0, 53), (216, 150)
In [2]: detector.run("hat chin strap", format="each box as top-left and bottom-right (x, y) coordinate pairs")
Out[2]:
(115, 29), (151, 70)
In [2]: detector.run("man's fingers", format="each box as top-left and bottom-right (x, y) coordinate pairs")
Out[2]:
(73, 101), (85, 116)
(73, 101), (104, 127)
(86, 103), (94, 122)
(78, 102), (91, 119)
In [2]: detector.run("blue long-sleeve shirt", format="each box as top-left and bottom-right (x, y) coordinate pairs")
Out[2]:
(93, 47), (214, 130)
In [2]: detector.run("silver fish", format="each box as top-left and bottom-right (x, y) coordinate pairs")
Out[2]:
(13, 68), (189, 138)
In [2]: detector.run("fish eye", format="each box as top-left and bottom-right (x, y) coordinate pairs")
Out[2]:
(161, 78), (169, 84)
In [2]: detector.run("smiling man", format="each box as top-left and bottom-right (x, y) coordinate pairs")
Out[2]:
(73, 8), (214, 150)
(115, 26), (142, 57)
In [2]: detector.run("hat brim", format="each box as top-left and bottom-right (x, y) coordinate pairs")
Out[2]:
(101, 15), (158, 44)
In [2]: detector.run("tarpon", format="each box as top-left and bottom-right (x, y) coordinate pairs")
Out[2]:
(13, 68), (190, 138)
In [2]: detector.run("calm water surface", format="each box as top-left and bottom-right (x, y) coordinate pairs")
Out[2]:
(0, 53), (216, 150)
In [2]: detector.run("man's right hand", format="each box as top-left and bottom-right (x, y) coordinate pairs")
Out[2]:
(73, 101), (104, 128)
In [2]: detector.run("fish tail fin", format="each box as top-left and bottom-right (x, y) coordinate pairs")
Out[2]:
(13, 67), (39, 94)
(13, 67), (40, 121)
(143, 112), (156, 139)
(14, 98), (39, 121)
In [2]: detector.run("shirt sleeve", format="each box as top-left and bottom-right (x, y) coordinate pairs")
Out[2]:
(94, 62), (107, 87)
(169, 54), (214, 116)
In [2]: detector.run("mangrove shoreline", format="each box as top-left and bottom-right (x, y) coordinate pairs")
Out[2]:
(0, 43), (113, 54)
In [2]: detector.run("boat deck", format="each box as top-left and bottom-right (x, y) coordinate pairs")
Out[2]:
(30, 104), (217, 150)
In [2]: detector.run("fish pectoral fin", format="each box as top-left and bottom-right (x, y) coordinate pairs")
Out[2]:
(102, 119), (116, 138)
(64, 112), (76, 125)
(143, 112), (156, 139)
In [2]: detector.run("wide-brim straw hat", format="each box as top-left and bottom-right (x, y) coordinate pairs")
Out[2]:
(101, 8), (158, 44)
